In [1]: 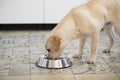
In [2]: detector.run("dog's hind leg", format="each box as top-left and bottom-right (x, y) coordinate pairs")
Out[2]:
(73, 38), (86, 59)
(103, 23), (115, 53)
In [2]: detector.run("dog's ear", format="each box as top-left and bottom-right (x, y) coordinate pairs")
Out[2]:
(51, 35), (61, 52)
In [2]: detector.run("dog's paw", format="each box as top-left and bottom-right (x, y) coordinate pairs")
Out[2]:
(73, 53), (82, 59)
(87, 59), (95, 64)
(87, 61), (94, 64)
(103, 49), (111, 53)
(87, 60), (96, 67)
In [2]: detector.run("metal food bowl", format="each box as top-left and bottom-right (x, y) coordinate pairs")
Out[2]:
(36, 55), (72, 69)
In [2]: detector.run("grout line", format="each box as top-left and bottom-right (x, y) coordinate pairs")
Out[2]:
(70, 67), (77, 80)
(101, 56), (120, 79)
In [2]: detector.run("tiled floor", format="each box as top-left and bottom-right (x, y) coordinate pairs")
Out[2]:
(0, 31), (120, 80)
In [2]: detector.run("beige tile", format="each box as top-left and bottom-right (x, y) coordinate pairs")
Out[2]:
(29, 31), (49, 36)
(110, 63), (120, 67)
(71, 61), (96, 74)
(0, 76), (30, 80)
(117, 74), (120, 78)
(29, 31), (42, 36)
(31, 64), (51, 75)
(31, 75), (76, 80)
(75, 74), (119, 80)
(51, 68), (73, 75)
(30, 51), (41, 55)
(0, 72), (9, 76)
(30, 55), (40, 63)
(12, 47), (29, 52)
(3, 31), (29, 36)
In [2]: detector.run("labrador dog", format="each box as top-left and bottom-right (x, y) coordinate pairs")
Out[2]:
(45, 0), (120, 63)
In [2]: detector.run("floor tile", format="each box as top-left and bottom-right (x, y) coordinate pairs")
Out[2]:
(75, 74), (119, 80)
(51, 68), (73, 75)
(31, 64), (51, 75)
(0, 60), (10, 76)
(0, 76), (30, 80)
(0, 48), (12, 60)
(31, 75), (76, 80)
(29, 31), (42, 36)
(13, 47), (29, 52)
(71, 56), (113, 74)
(30, 50), (43, 55)
(71, 61), (90, 74)
(0, 31), (120, 78)
(116, 74), (120, 78)
(30, 55), (41, 63)
(30, 43), (45, 51)
(9, 64), (30, 76)
(2, 31), (29, 36)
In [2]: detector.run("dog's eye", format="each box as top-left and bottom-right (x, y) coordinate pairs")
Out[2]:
(47, 49), (50, 52)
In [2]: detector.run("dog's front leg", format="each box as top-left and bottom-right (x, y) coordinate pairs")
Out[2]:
(73, 38), (86, 59)
(88, 32), (99, 64)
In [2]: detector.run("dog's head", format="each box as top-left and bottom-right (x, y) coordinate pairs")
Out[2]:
(45, 35), (63, 59)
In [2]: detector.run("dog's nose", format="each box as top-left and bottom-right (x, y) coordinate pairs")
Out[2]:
(47, 49), (50, 52)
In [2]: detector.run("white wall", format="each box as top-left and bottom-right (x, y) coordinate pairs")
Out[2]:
(0, 0), (44, 24)
(45, 0), (88, 23)
(0, 0), (87, 24)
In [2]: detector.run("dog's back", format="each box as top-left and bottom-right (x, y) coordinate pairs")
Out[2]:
(93, 0), (120, 32)
(71, 0), (120, 34)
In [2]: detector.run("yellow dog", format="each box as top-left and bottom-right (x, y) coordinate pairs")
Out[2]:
(45, 0), (120, 63)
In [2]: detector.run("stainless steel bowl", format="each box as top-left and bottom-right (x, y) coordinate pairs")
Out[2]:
(36, 55), (72, 69)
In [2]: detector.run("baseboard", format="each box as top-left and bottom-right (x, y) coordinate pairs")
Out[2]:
(0, 24), (57, 31)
